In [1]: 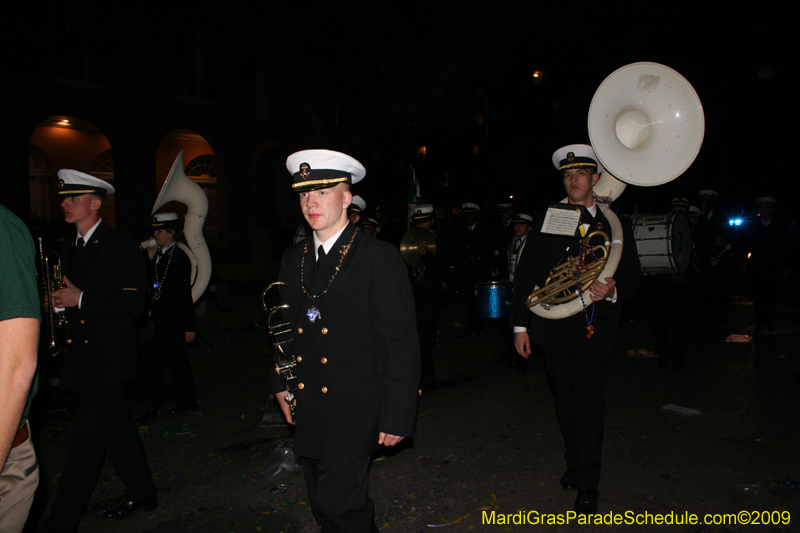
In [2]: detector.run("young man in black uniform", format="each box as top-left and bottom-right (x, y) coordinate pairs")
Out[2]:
(511, 145), (641, 515)
(45, 170), (156, 531)
(272, 150), (420, 532)
(137, 212), (198, 425)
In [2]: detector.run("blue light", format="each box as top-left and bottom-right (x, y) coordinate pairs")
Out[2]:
(728, 219), (743, 226)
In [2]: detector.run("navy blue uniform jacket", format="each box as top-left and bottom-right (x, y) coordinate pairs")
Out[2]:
(271, 223), (420, 461)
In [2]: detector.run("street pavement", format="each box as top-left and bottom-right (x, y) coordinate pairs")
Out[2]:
(24, 281), (800, 532)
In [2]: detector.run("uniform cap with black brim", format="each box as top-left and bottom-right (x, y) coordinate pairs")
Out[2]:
(287, 149), (366, 193)
(551, 144), (605, 175)
(151, 212), (182, 232)
(56, 169), (115, 199)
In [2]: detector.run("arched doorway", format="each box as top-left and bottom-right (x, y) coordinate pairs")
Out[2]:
(29, 116), (116, 227)
(156, 130), (227, 249)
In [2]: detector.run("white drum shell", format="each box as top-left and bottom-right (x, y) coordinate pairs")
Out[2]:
(632, 212), (692, 274)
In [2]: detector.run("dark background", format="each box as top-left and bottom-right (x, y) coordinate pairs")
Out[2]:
(7, 1), (792, 246)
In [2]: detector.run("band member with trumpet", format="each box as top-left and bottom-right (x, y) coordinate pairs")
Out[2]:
(511, 145), (641, 515)
(136, 213), (198, 426)
(44, 170), (157, 530)
(0, 202), (40, 531)
(272, 149), (420, 532)
(405, 204), (447, 391)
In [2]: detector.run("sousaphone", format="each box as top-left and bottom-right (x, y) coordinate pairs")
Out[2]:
(143, 150), (212, 302)
(530, 62), (705, 319)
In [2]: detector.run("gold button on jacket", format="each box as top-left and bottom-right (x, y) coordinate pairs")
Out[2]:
(321, 386), (328, 393)
(321, 327), (328, 334)
(321, 357), (328, 364)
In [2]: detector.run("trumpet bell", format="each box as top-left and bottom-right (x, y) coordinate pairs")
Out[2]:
(588, 62), (705, 187)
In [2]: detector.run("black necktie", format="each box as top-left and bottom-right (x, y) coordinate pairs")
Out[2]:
(77, 237), (85, 248)
(317, 245), (326, 267)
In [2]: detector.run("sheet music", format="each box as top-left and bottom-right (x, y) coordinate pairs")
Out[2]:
(541, 204), (582, 236)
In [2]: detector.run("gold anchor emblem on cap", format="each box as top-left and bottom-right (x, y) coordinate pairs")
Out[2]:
(299, 163), (311, 180)
(567, 152), (575, 161)
(58, 179), (65, 189)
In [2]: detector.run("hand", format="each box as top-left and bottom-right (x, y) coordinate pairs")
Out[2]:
(52, 276), (82, 308)
(417, 241), (428, 255)
(378, 432), (404, 446)
(185, 331), (196, 343)
(146, 245), (158, 260)
(588, 277), (616, 301)
(514, 331), (531, 358)
(275, 391), (295, 425)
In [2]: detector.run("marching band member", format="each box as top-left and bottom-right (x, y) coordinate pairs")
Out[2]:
(136, 213), (198, 425)
(272, 150), (419, 532)
(511, 145), (641, 514)
(44, 170), (156, 530)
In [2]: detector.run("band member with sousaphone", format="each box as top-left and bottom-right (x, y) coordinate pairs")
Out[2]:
(511, 145), (642, 515)
(272, 149), (419, 532)
(136, 213), (198, 426)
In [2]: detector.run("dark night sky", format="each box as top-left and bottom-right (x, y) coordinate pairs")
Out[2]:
(292, 2), (791, 224)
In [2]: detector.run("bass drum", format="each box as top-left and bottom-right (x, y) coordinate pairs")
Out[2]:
(631, 212), (692, 274)
(475, 281), (513, 318)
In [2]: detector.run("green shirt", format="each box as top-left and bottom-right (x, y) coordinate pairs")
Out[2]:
(0, 203), (40, 425)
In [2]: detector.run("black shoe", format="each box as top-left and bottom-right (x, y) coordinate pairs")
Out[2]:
(136, 408), (161, 425)
(103, 495), (158, 520)
(170, 402), (199, 415)
(560, 469), (578, 491)
(574, 490), (599, 515)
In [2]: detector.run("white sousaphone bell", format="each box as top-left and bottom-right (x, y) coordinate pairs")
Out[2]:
(530, 62), (705, 319)
(143, 150), (212, 303)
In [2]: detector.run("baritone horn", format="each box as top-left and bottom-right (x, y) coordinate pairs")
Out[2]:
(37, 238), (67, 355)
(528, 62), (704, 320)
(261, 281), (299, 423)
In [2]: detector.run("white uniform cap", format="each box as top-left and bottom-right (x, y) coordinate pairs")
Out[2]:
(461, 202), (480, 213)
(411, 204), (435, 220)
(512, 213), (533, 225)
(287, 149), (365, 192)
(57, 169), (116, 198)
(349, 195), (367, 213)
(552, 144), (605, 175)
(697, 189), (719, 200)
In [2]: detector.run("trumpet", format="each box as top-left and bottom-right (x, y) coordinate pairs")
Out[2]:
(526, 230), (610, 310)
(37, 238), (67, 355)
(261, 281), (299, 423)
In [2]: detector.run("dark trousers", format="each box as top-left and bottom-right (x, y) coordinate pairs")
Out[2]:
(45, 385), (155, 531)
(544, 348), (611, 491)
(143, 317), (197, 409)
(302, 456), (378, 533)
(415, 299), (439, 389)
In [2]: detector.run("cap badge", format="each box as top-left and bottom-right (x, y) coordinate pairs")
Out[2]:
(299, 163), (311, 180)
(58, 179), (65, 189)
(567, 152), (575, 162)
(416, 209), (422, 214)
